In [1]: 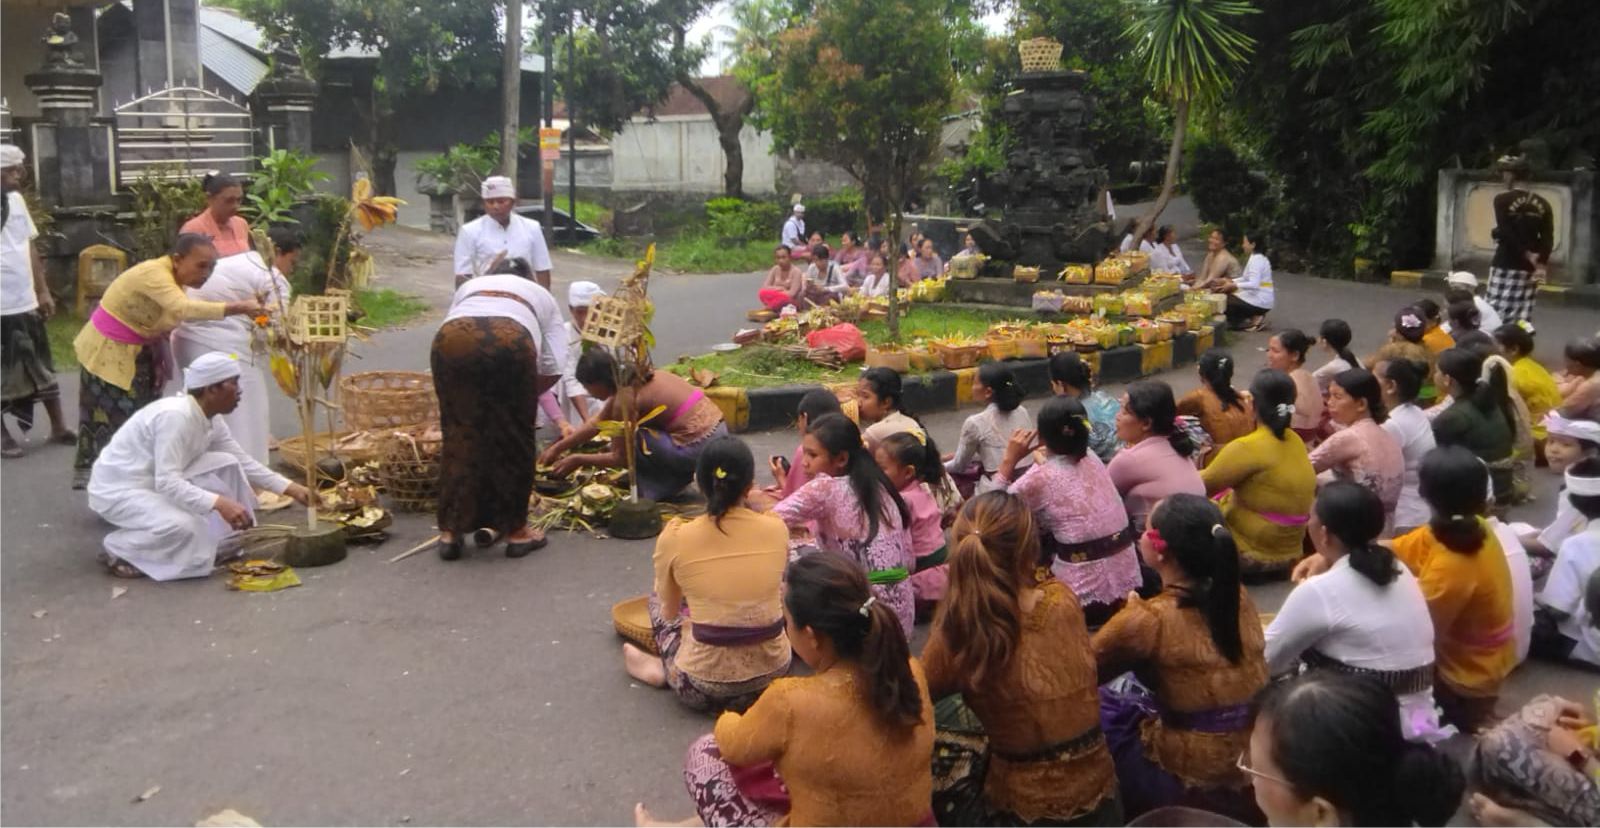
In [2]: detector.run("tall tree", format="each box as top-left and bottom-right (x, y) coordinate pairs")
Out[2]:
(555, 0), (765, 198)
(758, 0), (957, 338)
(1123, 0), (1258, 244)
(225, 0), (503, 195)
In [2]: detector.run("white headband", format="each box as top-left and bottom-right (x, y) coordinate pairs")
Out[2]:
(481, 176), (515, 200)
(184, 352), (242, 390)
(1545, 413), (1600, 444)
(1566, 469), (1600, 497)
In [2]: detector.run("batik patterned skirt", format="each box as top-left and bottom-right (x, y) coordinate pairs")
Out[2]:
(1, 310), (60, 432)
(431, 316), (539, 537)
(648, 593), (789, 714)
(73, 347), (158, 486)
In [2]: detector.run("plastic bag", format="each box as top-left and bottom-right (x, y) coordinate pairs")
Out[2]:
(807, 323), (868, 362)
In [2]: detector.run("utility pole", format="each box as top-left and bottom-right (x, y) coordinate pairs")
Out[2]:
(501, 0), (523, 185)
(566, 6), (576, 244)
(542, 9), (555, 246)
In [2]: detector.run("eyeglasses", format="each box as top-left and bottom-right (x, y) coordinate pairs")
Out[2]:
(1236, 751), (1292, 788)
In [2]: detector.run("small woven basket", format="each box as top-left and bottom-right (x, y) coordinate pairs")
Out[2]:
(377, 426), (444, 513)
(341, 371), (439, 432)
(1019, 37), (1063, 73)
(275, 430), (380, 477)
(288, 294), (349, 344)
(612, 595), (660, 655)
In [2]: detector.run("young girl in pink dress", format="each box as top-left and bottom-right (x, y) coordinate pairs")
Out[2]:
(998, 396), (1140, 627)
(772, 414), (916, 637)
(876, 430), (956, 621)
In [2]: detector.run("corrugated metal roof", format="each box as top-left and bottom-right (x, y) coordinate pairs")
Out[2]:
(199, 25), (270, 96)
(197, 5), (545, 73)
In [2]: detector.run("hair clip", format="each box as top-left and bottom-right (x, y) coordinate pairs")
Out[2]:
(858, 595), (877, 617)
(714, 467), (727, 479)
(1516, 319), (1535, 333)
(1275, 402), (1294, 417)
(1077, 416), (1092, 431)
(911, 429), (926, 446)
(1211, 524), (1226, 537)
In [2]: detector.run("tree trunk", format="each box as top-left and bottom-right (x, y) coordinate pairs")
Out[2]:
(678, 75), (752, 199)
(886, 205), (902, 342)
(370, 144), (400, 197)
(1132, 96), (1189, 246)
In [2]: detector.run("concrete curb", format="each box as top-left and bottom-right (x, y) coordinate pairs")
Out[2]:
(710, 327), (1228, 433)
(1391, 270), (1600, 310)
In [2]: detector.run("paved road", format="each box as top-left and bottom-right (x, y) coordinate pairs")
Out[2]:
(3, 223), (1596, 826)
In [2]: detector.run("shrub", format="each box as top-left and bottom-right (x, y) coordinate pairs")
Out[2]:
(706, 197), (783, 241)
(291, 194), (356, 294)
(128, 166), (206, 261)
(243, 149), (328, 226)
(1185, 141), (1268, 239)
(805, 188), (864, 236)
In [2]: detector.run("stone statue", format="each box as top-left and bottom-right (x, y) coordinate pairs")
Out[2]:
(42, 13), (84, 69)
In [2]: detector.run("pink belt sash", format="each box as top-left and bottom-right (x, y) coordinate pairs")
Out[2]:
(1211, 488), (1310, 526)
(1452, 622), (1514, 650)
(664, 389), (705, 428)
(90, 306), (153, 345)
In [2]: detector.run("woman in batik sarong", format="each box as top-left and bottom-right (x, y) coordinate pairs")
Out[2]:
(542, 348), (728, 502)
(623, 437), (791, 713)
(922, 491), (1120, 827)
(634, 552), (933, 828)
(432, 258), (566, 561)
(71, 234), (261, 488)
(1092, 493), (1267, 823)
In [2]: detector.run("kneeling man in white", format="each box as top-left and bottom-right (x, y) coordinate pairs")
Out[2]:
(88, 352), (312, 580)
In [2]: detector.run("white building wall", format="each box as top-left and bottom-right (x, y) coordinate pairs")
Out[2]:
(609, 114), (778, 195)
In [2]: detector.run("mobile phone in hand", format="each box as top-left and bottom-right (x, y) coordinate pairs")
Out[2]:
(773, 454), (791, 474)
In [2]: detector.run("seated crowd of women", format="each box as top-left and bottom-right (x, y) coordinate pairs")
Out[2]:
(595, 317), (1600, 827)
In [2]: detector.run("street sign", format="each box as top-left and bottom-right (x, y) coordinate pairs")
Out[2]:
(539, 127), (561, 161)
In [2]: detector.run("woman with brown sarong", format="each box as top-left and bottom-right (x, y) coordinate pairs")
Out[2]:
(540, 348), (728, 501)
(71, 234), (261, 488)
(431, 258), (566, 561)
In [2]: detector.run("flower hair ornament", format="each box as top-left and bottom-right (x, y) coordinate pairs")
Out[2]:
(1399, 313), (1422, 329)
(1143, 527), (1168, 554)
(1516, 319), (1536, 334)
(858, 595), (877, 617)
(1275, 402), (1295, 419)
(714, 467), (727, 479)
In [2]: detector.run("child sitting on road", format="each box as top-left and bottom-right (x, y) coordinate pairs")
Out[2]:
(1416, 299), (1455, 355)
(875, 430), (955, 621)
(1532, 457), (1600, 670)
(1496, 322), (1563, 460)
(1557, 336), (1600, 420)
(1312, 318), (1362, 397)
(767, 389), (843, 500)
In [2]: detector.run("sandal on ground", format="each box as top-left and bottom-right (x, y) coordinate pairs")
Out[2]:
(99, 552), (145, 579)
(1, 445), (22, 459)
(505, 528), (548, 559)
(438, 536), (464, 561)
(49, 429), (78, 445)
(1245, 317), (1270, 332)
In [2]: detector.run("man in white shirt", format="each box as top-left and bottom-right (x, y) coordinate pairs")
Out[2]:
(781, 204), (806, 250)
(550, 280), (606, 435)
(1, 145), (74, 458)
(1442, 270), (1504, 334)
(453, 176), (553, 289)
(87, 352), (313, 580)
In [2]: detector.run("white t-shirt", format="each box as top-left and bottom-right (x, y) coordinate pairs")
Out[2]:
(173, 252), (291, 355)
(1149, 242), (1191, 276)
(781, 216), (806, 248)
(1538, 524), (1600, 666)
(1264, 555), (1443, 740)
(1, 191), (40, 315)
(1490, 517), (1536, 663)
(860, 270), (892, 298)
(1382, 403), (1437, 530)
(1234, 253), (1274, 310)
(453, 214), (553, 280)
(1442, 295), (1504, 335)
(1539, 490), (1588, 554)
(443, 274), (564, 378)
(805, 261), (847, 295)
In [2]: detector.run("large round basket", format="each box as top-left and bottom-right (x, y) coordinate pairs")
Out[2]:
(377, 426), (444, 513)
(612, 595), (659, 655)
(1019, 37), (1063, 73)
(341, 371), (439, 432)
(275, 430), (380, 478)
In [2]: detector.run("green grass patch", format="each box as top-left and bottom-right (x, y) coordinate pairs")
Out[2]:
(664, 305), (1024, 388)
(576, 230), (775, 274)
(353, 288), (430, 329)
(571, 199), (610, 229)
(46, 313), (84, 371)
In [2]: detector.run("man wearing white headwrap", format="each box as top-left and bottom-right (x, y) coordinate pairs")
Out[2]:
(1518, 412), (1600, 560)
(1531, 458), (1600, 667)
(452, 175), (553, 289)
(560, 281), (605, 428)
(86, 352), (311, 580)
(1, 144), (75, 458)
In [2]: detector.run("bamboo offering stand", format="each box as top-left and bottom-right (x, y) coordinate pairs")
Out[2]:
(579, 245), (664, 539)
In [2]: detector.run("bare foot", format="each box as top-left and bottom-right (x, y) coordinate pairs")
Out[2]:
(634, 803), (700, 828)
(622, 642), (667, 687)
(1471, 793), (1546, 827)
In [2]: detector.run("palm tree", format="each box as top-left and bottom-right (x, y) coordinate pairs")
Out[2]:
(1125, 0), (1258, 245)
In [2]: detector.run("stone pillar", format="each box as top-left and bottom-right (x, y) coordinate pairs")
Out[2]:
(134, 0), (202, 92)
(256, 49), (319, 155)
(24, 14), (112, 209)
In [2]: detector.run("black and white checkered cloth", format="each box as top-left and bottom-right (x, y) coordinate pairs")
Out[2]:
(1487, 267), (1537, 324)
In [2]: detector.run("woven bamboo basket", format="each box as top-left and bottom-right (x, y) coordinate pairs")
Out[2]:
(988, 338), (1022, 361)
(275, 430), (380, 477)
(1013, 265), (1041, 284)
(377, 427), (444, 513)
(932, 342), (986, 370)
(341, 371), (439, 432)
(1019, 37), (1063, 73)
(288, 294), (349, 344)
(612, 595), (659, 655)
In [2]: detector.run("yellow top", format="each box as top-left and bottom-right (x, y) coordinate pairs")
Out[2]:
(714, 660), (934, 827)
(1422, 326), (1455, 356)
(1510, 355), (1563, 439)
(73, 257), (227, 390)
(653, 507), (791, 684)
(1200, 425), (1316, 567)
(1392, 523), (1517, 697)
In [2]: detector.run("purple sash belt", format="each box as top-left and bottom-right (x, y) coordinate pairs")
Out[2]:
(1161, 702), (1253, 734)
(690, 617), (785, 647)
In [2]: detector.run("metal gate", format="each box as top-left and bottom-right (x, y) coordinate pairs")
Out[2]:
(113, 86), (253, 186)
